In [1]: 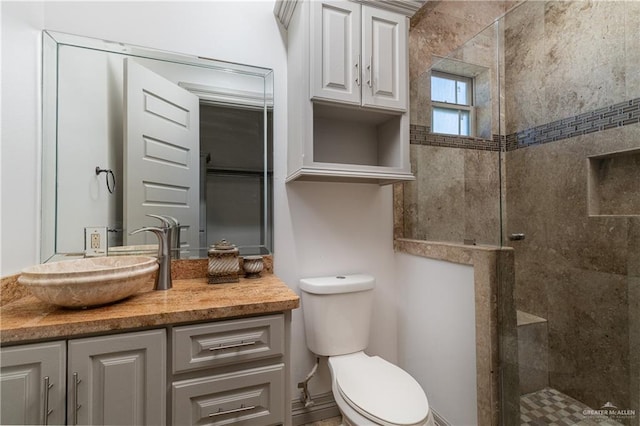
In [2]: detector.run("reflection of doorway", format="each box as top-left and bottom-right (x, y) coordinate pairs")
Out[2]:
(124, 59), (200, 250)
(199, 104), (273, 254)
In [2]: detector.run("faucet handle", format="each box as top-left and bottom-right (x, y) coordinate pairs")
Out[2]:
(146, 214), (179, 227)
(146, 214), (173, 228)
(162, 215), (179, 227)
(129, 226), (168, 257)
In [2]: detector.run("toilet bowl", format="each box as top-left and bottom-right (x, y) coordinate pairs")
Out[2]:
(329, 352), (435, 426)
(299, 274), (435, 426)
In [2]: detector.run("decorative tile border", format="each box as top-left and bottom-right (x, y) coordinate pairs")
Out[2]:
(409, 124), (501, 151)
(411, 97), (640, 152)
(511, 98), (640, 149)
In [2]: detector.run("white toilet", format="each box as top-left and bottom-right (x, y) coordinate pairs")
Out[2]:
(300, 274), (435, 426)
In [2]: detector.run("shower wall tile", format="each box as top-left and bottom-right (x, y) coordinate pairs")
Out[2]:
(629, 218), (640, 278)
(412, 146), (466, 242)
(543, 1), (626, 122)
(505, 1), (632, 136)
(626, 3), (640, 100)
(409, 1), (507, 81)
(464, 150), (501, 245)
(504, 0), (546, 134)
(545, 267), (629, 409)
(403, 144), (502, 245)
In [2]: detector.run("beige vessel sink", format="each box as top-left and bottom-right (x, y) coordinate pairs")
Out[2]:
(18, 256), (158, 308)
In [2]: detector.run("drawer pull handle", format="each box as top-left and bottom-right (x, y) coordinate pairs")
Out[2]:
(208, 340), (257, 351)
(72, 373), (82, 426)
(42, 376), (53, 425)
(209, 404), (256, 417)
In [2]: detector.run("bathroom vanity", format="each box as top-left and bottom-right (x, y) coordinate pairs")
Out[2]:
(0, 272), (299, 426)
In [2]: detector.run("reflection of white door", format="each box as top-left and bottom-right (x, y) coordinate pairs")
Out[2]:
(124, 58), (200, 249)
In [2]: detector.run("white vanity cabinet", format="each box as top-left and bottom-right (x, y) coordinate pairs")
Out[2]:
(171, 315), (286, 425)
(1, 314), (292, 426)
(311, 1), (407, 111)
(0, 341), (66, 425)
(67, 330), (167, 426)
(0, 329), (165, 426)
(282, 0), (415, 184)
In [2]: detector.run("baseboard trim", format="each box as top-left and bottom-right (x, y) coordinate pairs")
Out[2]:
(292, 392), (340, 426)
(432, 409), (452, 426)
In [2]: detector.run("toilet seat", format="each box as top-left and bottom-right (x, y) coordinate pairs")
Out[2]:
(329, 353), (429, 426)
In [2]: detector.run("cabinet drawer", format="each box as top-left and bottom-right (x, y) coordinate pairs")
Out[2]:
(172, 363), (284, 425)
(172, 314), (284, 373)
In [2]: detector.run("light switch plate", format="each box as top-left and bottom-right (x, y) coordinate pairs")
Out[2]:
(85, 227), (108, 257)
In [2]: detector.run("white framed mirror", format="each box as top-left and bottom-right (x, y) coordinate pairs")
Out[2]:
(42, 31), (273, 262)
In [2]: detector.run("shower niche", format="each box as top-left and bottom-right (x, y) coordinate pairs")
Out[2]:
(588, 148), (640, 217)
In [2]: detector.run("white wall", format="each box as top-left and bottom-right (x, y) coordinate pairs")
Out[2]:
(0, 1), (44, 275)
(396, 252), (478, 426)
(0, 0), (398, 399)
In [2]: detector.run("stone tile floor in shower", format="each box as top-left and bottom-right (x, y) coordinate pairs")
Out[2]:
(521, 388), (624, 426)
(303, 388), (626, 426)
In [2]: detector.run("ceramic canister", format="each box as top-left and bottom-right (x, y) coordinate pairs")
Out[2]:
(207, 239), (240, 284)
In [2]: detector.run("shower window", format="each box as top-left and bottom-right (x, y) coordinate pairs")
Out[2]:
(431, 71), (474, 136)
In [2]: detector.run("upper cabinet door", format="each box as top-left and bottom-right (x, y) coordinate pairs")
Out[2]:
(362, 6), (407, 111)
(311, 1), (361, 105)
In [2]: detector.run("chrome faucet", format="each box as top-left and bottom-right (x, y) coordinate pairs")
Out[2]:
(130, 215), (173, 291)
(148, 214), (182, 259)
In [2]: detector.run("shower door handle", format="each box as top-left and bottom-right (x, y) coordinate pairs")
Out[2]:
(509, 233), (525, 241)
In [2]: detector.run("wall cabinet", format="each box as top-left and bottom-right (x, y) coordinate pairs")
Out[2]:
(0, 330), (165, 426)
(311, 1), (407, 111)
(284, 0), (415, 184)
(1, 314), (290, 426)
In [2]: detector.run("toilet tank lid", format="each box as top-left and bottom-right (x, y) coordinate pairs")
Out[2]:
(299, 274), (375, 294)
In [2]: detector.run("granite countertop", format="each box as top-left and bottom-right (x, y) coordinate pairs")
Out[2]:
(0, 273), (299, 344)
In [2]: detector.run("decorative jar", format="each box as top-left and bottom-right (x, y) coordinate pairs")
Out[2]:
(207, 239), (240, 284)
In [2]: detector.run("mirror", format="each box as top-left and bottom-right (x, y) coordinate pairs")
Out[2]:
(42, 31), (273, 262)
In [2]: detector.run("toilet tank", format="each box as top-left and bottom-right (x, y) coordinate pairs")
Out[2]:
(299, 274), (375, 356)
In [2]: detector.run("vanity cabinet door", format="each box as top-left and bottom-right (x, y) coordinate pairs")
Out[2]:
(67, 329), (166, 426)
(310, 0), (362, 105)
(0, 341), (66, 425)
(361, 6), (407, 111)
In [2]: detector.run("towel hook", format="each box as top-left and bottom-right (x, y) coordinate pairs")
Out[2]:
(95, 166), (116, 194)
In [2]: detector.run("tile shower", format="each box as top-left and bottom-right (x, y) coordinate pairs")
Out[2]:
(405, 1), (639, 425)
